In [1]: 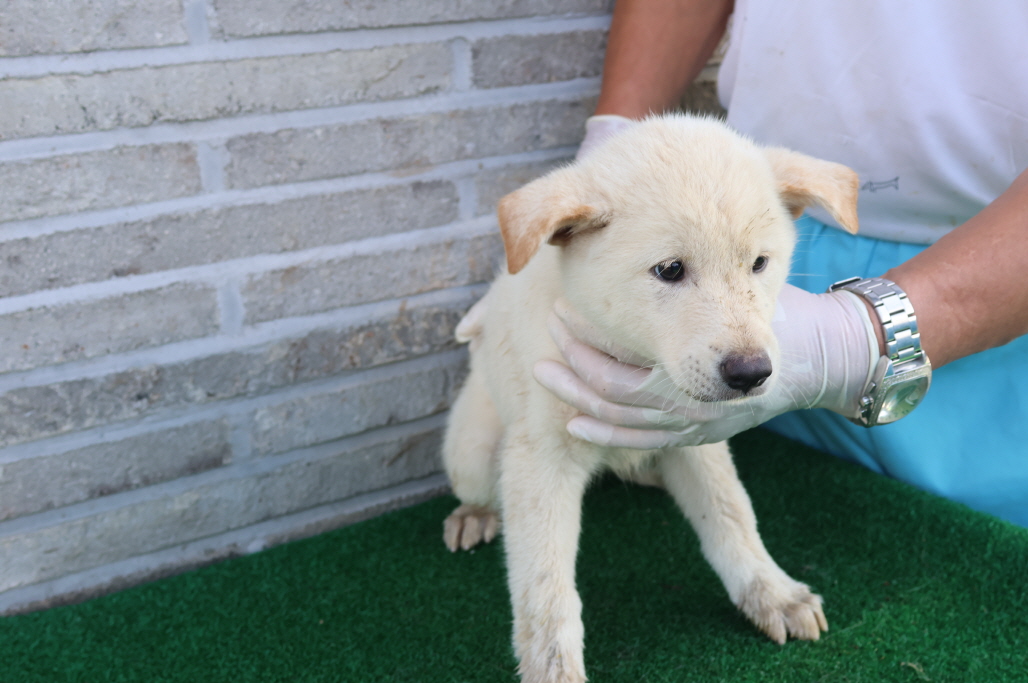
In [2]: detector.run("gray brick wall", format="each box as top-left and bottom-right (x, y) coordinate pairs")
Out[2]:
(0, 44), (454, 138)
(0, 0), (189, 56)
(0, 1), (612, 614)
(471, 30), (608, 88)
(0, 144), (202, 222)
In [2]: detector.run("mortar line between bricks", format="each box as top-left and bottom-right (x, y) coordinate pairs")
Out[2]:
(0, 409), (451, 537)
(0, 285), (484, 393)
(0, 352), (463, 494)
(195, 140), (228, 193)
(0, 78), (599, 162)
(0, 406), (234, 465)
(0, 14), (611, 79)
(0, 338), (470, 466)
(216, 277), (246, 335)
(227, 412), (253, 463)
(0, 146), (574, 241)
(0, 472), (450, 615)
(183, 0), (212, 44)
(449, 37), (473, 92)
(0, 216), (498, 315)
(151, 344), (465, 421)
(455, 177), (479, 221)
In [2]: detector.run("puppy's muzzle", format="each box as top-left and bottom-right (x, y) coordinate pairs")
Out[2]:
(719, 352), (773, 394)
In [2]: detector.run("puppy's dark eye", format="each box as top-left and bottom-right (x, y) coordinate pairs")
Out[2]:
(752, 255), (769, 273)
(653, 260), (686, 282)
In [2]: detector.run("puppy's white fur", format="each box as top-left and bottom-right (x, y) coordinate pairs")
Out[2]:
(442, 114), (858, 683)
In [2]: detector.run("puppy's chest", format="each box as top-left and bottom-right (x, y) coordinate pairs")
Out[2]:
(597, 445), (662, 481)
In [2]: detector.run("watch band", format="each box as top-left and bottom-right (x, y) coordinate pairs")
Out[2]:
(828, 277), (932, 426)
(830, 277), (924, 366)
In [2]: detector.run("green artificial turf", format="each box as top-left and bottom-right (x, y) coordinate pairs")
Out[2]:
(2, 428), (1027, 682)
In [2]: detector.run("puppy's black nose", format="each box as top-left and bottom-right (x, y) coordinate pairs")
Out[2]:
(719, 353), (773, 394)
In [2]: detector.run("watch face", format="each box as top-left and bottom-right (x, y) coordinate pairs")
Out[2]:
(876, 374), (931, 424)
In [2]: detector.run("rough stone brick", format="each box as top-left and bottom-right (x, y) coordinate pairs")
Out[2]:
(213, 0), (612, 37)
(0, 303), (470, 449)
(474, 158), (572, 215)
(250, 356), (465, 456)
(472, 30), (607, 89)
(0, 424), (443, 593)
(225, 97), (594, 189)
(0, 181), (458, 298)
(0, 145), (201, 223)
(0, 283), (219, 374)
(0, 420), (231, 521)
(0, 44), (451, 140)
(0, 0), (187, 56)
(242, 231), (501, 323)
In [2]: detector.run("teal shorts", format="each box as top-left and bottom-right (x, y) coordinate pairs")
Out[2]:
(765, 216), (1028, 527)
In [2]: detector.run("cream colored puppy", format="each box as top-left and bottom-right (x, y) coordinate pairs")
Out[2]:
(442, 114), (858, 683)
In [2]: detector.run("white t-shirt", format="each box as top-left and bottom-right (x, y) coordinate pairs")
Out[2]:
(718, 0), (1028, 243)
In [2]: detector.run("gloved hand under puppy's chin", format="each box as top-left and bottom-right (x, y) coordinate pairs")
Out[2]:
(532, 285), (879, 450)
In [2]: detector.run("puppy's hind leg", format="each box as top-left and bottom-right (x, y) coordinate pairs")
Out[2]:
(658, 443), (828, 644)
(442, 368), (503, 551)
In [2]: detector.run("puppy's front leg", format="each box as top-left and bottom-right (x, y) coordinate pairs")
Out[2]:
(658, 443), (827, 644)
(500, 430), (595, 683)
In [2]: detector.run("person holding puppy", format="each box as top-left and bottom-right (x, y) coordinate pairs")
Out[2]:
(528, 0), (1028, 526)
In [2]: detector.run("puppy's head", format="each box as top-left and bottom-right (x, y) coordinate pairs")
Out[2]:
(498, 114), (858, 402)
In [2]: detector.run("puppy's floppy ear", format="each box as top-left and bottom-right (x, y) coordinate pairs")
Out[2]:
(763, 147), (860, 234)
(497, 166), (608, 274)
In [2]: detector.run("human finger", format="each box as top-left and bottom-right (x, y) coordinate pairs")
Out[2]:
(533, 360), (669, 429)
(546, 313), (654, 399)
(565, 416), (701, 449)
(552, 298), (651, 367)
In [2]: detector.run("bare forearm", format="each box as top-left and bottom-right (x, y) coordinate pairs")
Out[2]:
(884, 167), (1028, 368)
(595, 0), (734, 119)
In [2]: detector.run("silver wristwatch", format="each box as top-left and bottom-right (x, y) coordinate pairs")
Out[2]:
(828, 277), (932, 427)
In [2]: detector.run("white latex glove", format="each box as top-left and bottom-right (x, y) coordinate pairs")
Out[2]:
(576, 115), (635, 159)
(532, 284), (880, 449)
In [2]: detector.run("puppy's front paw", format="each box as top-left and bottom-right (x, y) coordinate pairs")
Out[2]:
(515, 620), (587, 683)
(737, 575), (828, 644)
(443, 504), (500, 551)
(518, 658), (586, 683)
